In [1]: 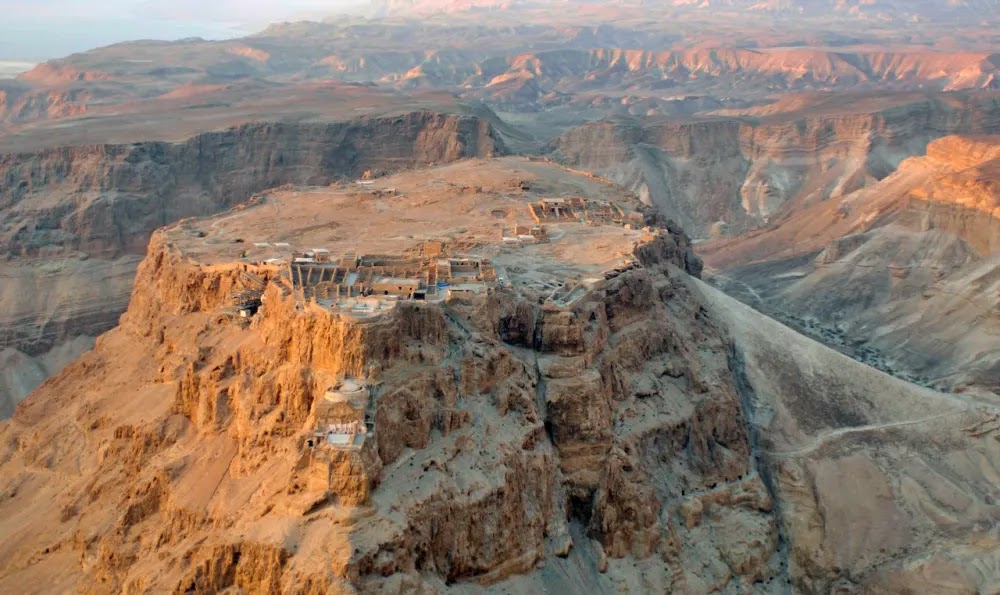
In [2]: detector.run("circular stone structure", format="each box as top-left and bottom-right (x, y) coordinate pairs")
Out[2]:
(324, 379), (369, 409)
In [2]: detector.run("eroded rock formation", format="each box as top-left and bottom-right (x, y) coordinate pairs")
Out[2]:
(2, 159), (999, 593)
(0, 110), (503, 414)
(548, 93), (1000, 237)
(702, 134), (1000, 395)
(0, 185), (786, 592)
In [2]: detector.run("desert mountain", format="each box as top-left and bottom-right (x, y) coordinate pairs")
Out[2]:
(0, 87), (505, 415)
(8, 35), (1000, 127)
(372, 0), (1000, 20)
(0, 4), (998, 590)
(548, 92), (1000, 238)
(702, 134), (1000, 395)
(2, 158), (999, 593)
(5, 5), (1000, 134)
(0, 0), (997, 420)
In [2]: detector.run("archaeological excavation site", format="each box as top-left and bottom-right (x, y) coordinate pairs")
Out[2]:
(3, 155), (999, 594)
(4, 1), (1000, 593)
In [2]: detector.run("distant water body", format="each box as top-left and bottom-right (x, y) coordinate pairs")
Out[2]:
(0, 61), (36, 79)
(0, 18), (245, 63)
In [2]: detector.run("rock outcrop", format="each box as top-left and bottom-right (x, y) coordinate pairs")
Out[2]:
(0, 111), (504, 414)
(0, 183), (779, 592)
(2, 159), (999, 592)
(548, 93), (1000, 237)
(702, 134), (1000, 395)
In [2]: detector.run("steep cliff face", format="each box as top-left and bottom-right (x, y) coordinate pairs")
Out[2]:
(702, 134), (1000, 394)
(548, 94), (1000, 237)
(0, 111), (503, 414)
(3, 159), (998, 593)
(1, 112), (502, 258)
(0, 208), (786, 593)
(903, 135), (1000, 254)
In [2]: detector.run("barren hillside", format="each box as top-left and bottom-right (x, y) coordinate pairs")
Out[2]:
(702, 134), (1000, 394)
(2, 158), (998, 593)
(0, 92), (505, 416)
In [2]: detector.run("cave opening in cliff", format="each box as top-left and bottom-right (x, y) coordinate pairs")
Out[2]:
(567, 492), (595, 525)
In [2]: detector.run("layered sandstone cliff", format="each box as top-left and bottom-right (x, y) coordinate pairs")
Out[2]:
(2, 160), (998, 593)
(2, 191), (777, 593)
(0, 111), (504, 415)
(548, 93), (1000, 237)
(702, 134), (1000, 395)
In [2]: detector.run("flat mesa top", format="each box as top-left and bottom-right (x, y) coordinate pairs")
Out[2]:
(165, 157), (650, 291)
(0, 83), (467, 153)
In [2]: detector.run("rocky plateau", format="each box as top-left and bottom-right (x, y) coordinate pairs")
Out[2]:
(1, 2), (999, 591)
(0, 95), (505, 415)
(2, 158), (999, 594)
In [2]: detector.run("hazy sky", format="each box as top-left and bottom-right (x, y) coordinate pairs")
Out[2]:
(0, 0), (366, 61)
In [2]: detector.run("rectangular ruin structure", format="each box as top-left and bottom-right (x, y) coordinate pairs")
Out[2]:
(288, 249), (498, 317)
(503, 224), (549, 246)
(530, 198), (584, 223)
(529, 197), (637, 226)
(309, 379), (373, 451)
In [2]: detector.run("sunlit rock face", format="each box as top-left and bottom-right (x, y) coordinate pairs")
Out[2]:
(4, 158), (997, 593)
(548, 94), (1000, 238)
(0, 110), (504, 415)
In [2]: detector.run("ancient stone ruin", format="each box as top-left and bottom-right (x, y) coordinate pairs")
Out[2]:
(287, 247), (499, 319)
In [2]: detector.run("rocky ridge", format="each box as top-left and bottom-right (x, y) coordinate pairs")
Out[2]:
(548, 92), (1000, 237)
(1, 159), (998, 593)
(702, 134), (1000, 394)
(10, 45), (1000, 128)
(7, 11), (1000, 135)
(0, 110), (504, 417)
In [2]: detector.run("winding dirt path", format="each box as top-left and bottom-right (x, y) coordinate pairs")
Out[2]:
(766, 410), (966, 458)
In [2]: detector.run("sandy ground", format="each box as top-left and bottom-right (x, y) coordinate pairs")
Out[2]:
(167, 156), (648, 293)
